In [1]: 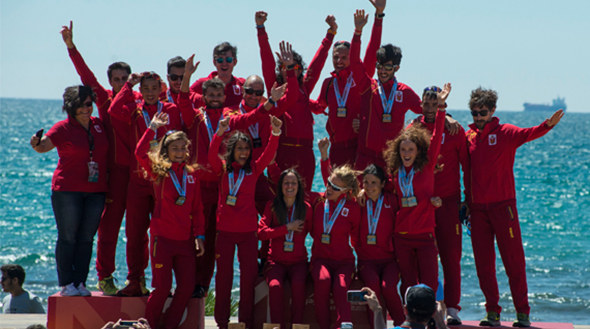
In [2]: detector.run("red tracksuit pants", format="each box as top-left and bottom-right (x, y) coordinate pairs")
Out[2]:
(311, 258), (355, 329)
(275, 144), (315, 192)
(214, 231), (259, 329)
(434, 195), (462, 310)
(96, 164), (129, 280)
(194, 183), (218, 289)
(146, 235), (196, 329)
(470, 202), (530, 315)
(394, 233), (439, 300)
(125, 181), (154, 281)
(357, 259), (405, 326)
(264, 260), (308, 328)
(329, 139), (358, 169)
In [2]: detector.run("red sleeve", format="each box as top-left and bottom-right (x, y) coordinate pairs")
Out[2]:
(108, 82), (136, 124)
(257, 27), (277, 95)
(350, 33), (372, 93)
(427, 110), (446, 169)
(511, 120), (553, 147)
(45, 121), (66, 147)
(407, 87), (423, 115)
(229, 104), (268, 130)
(363, 17), (383, 78)
(383, 174), (395, 193)
(208, 134), (224, 176)
(189, 78), (204, 95)
(304, 202), (314, 234)
(320, 158), (332, 186)
(134, 129), (157, 180)
(303, 31), (335, 93)
(190, 177), (206, 237)
(317, 78), (331, 110)
(271, 69), (299, 117)
(457, 128), (471, 202)
(253, 134), (280, 176)
(68, 47), (110, 113)
(258, 202), (289, 241)
(178, 91), (199, 129)
(309, 99), (327, 115)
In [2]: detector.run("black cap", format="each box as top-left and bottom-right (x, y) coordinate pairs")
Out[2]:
(405, 284), (436, 315)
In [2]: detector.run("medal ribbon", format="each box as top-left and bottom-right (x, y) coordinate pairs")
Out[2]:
(203, 110), (223, 141)
(367, 194), (384, 235)
(399, 166), (415, 198)
(285, 205), (296, 242)
(169, 167), (187, 199)
(333, 72), (354, 108)
(239, 104), (259, 139)
(378, 77), (398, 115)
(228, 169), (245, 197)
(142, 101), (163, 141)
(323, 198), (346, 235)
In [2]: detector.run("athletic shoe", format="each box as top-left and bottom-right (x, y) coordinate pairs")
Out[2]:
(77, 283), (92, 296)
(117, 280), (143, 297)
(60, 283), (81, 297)
(139, 276), (150, 296)
(97, 276), (118, 296)
(446, 307), (462, 325)
(192, 284), (206, 298)
(513, 313), (531, 327)
(480, 311), (501, 326)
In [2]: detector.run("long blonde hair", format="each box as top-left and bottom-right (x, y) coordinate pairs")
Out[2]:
(145, 131), (199, 184)
(331, 164), (361, 200)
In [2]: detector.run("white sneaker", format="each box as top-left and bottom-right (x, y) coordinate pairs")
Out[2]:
(446, 307), (462, 325)
(60, 283), (81, 297)
(77, 283), (91, 296)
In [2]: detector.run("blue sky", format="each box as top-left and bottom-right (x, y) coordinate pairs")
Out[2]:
(1, 0), (588, 112)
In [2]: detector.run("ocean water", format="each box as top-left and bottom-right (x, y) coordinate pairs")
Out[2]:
(0, 98), (589, 323)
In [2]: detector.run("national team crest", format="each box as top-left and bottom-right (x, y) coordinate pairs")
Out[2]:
(395, 90), (403, 102)
(441, 133), (445, 144)
(489, 134), (497, 145)
(94, 125), (102, 133)
(233, 85), (241, 95)
(342, 208), (349, 217)
(187, 175), (195, 184)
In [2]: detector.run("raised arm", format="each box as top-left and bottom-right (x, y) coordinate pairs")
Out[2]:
(513, 109), (563, 147)
(302, 15), (338, 93)
(253, 116), (282, 175)
(255, 11), (277, 95)
(229, 83), (283, 130)
(135, 112), (169, 180)
(108, 75), (141, 123)
(318, 137), (331, 185)
(271, 42), (300, 117)
(363, 0), (386, 77)
(208, 116), (230, 175)
(427, 83), (451, 165)
(178, 54), (202, 126)
(351, 10), (372, 92)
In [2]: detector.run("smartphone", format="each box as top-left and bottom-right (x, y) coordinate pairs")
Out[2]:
(119, 321), (139, 328)
(347, 290), (367, 302)
(35, 128), (44, 146)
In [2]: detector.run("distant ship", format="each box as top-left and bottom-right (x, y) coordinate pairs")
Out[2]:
(523, 97), (566, 112)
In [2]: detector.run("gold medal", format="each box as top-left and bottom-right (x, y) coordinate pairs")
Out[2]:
(226, 195), (237, 206)
(321, 234), (331, 244)
(283, 241), (294, 252)
(175, 196), (186, 206)
(407, 196), (418, 207)
(149, 140), (158, 148)
(382, 114), (392, 123)
(401, 197), (409, 208)
(337, 107), (347, 118)
(367, 234), (377, 245)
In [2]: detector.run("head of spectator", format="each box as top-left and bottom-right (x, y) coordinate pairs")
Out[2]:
(375, 44), (402, 84)
(421, 86), (442, 124)
(332, 40), (351, 74)
(26, 325), (47, 329)
(62, 85), (96, 127)
(202, 77), (226, 109)
(107, 62), (132, 94)
(469, 86), (498, 130)
(404, 284), (437, 325)
(167, 56), (186, 94)
(1, 264), (25, 296)
(325, 164), (360, 202)
(138, 71), (163, 106)
(213, 42), (238, 82)
(242, 75), (265, 108)
(362, 164), (387, 202)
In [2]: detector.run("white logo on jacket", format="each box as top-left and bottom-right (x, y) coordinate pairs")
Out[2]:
(94, 125), (102, 133)
(342, 208), (349, 217)
(489, 134), (497, 145)
(395, 90), (403, 102)
(187, 176), (195, 184)
(233, 85), (241, 95)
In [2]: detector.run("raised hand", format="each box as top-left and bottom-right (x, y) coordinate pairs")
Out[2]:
(368, 0), (386, 14)
(326, 15), (338, 32)
(256, 11), (268, 26)
(128, 73), (142, 86)
(275, 41), (294, 67)
(195, 238), (205, 257)
(270, 81), (287, 102)
(437, 83), (452, 105)
(547, 109), (564, 127)
(271, 115), (283, 133)
(216, 116), (231, 136)
(150, 112), (169, 131)
(354, 9), (369, 31)
(184, 54), (200, 76)
(60, 21), (75, 49)
(318, 137), (330, 159)
(286, 219), (304, 232)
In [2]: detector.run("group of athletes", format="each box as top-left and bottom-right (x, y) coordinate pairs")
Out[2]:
(30, 0), (565, 328)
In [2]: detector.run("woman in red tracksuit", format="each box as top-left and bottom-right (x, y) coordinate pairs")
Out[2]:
(135, 112), (205, 329)
(310, 145), (361, 329)
(258, 169), (312, 328)
(209, 113), (282, 329)
(382, 83), (450, 299)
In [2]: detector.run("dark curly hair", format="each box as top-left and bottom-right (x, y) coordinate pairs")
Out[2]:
(62, 85), (96, 118)
(224, 131), (253, 174)
(469, 86), (498, 110)
(383, 125), (432, 174)
(275, 50), (307, 85)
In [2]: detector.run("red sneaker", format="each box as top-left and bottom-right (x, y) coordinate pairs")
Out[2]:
(116, 280), (143, 297)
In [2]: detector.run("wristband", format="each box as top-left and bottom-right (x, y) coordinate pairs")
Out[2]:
(376, 13), (385, 18)
(328, 29), (337, 35)
(196, 235), (205, 241)
(321, 157), (328, 162)
(438, 102), (448, 109)
(272, 129), (282, 136)
(268, 97), (276, 106)
(256, 24), (264, 29)
(286, 63), (296, 70)
(354, 29), (362, 35)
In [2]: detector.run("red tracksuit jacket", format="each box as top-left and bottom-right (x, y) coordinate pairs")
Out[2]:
(258, 201), (313, 265)
(356, 193), (398, 261)
(190, 71), (245, 108)
(465, 116), (553, 207)
(209, 132), (279, 232)
(135, 129), (205, 240)
(68, 46), (141, 168)
(392, 110), (445, 234)
(108, 81), (182, 184)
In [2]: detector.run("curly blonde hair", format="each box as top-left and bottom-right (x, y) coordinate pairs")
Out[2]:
(145, 131), (199, 184)
(331, 164), (361, 200)
(383, 125), (432, 174)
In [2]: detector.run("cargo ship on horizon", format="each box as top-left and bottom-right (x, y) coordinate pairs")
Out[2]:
(523, 97), (566, 112)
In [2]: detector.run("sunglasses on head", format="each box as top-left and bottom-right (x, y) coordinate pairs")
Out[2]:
(279, 63), (302, 71)
(424, 86), (441, 93)
(334, 40), (351, 48)
(215, 57), (234, 64)
(376, 63), (396, 71)
(327, 177), (347, 192)
(162, 129), (177, 145)
(168, 74), (184, 82)
(140, 71), (161, 81)
(471, 109), (489, 117)
(244, 87), (264, 96)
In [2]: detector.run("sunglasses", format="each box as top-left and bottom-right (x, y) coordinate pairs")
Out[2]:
(376, 63), (396, 71)
(471, 109), (489, 117)
(169, 74), (184, 82)
(82, 101), (93, 108)
(424, 86), (441, 93)
(327, 177), (347, 192)
(280, 63), (302, 71)
(244, 87), (264, 96)
(334, 40), (351, 48)
(162, 129), (177, 145)
(140, 71), (161, 81)
(215, 57), (234, 64)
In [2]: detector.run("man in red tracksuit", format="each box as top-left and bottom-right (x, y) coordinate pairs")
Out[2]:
(60, 22), (141, 295)
(109, 72), (182, 296)
(256, 11), (336, 191)
(465, 87), (564, 328)
(317, 11), (372, 168)
(190, 42), (245, 108)
(160, 56), (186, 105)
